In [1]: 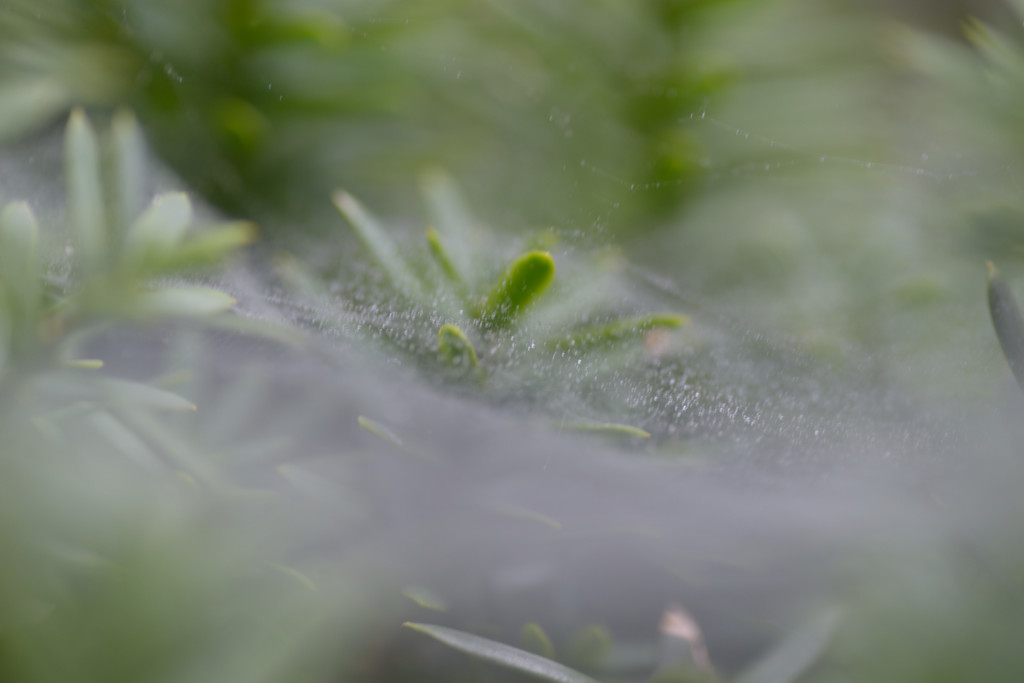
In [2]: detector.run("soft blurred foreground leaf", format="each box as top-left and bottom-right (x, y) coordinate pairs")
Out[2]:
(405, 622), (600, 683)
(123, 192), (194, 259)
(138, 222), (258, 274)
(0, 201), (41, 316)
(95, 377), (198, 412)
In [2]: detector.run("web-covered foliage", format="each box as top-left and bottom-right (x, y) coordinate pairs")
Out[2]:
(3, 2), (1024, 683)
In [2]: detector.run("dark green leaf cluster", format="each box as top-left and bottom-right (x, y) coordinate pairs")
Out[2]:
(0, 0), (743, 232)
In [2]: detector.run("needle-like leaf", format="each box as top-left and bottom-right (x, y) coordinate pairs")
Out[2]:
(0, 201), (41, 317)
(333, 190), (423, 299)
(426, 226), (462, 285)
(65, 108), (106, 275)
(550, 313), (688, 352)
(405, 622), (600, 683)
(420, 168), (475, 283)
(476, 250), (555, 329)
(110, 108), (146, 239)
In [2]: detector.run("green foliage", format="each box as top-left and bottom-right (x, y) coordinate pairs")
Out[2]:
(0, 108), (251, 381)
(0, 107), (370, 683)
(5, 3), (1024, 683)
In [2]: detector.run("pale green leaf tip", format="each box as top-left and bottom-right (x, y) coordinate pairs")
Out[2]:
(112, 107), (137, 127)
(523, 250), (555, 270)
(0, 200), (40, 247)
(266, 563), (317, 592)
(521, 622), (556, 659)
(331, 189), (356, 214)
(68, 106), (86, 126)
(402, 587), (448, 612)
(419, 166), (448, 185)
(65, 359), (104, 369)
(491, 503), (563, 530)
(235, 221), (260, 243)
(438, 323), (479, 370)
(358, 415), (404, 447)
(156, 191), (190, 206)
(66, 107), (96, 150)
(1, 200), (37, 225)
(176, 471), (199, 488)
(426, 226), (461, 281)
